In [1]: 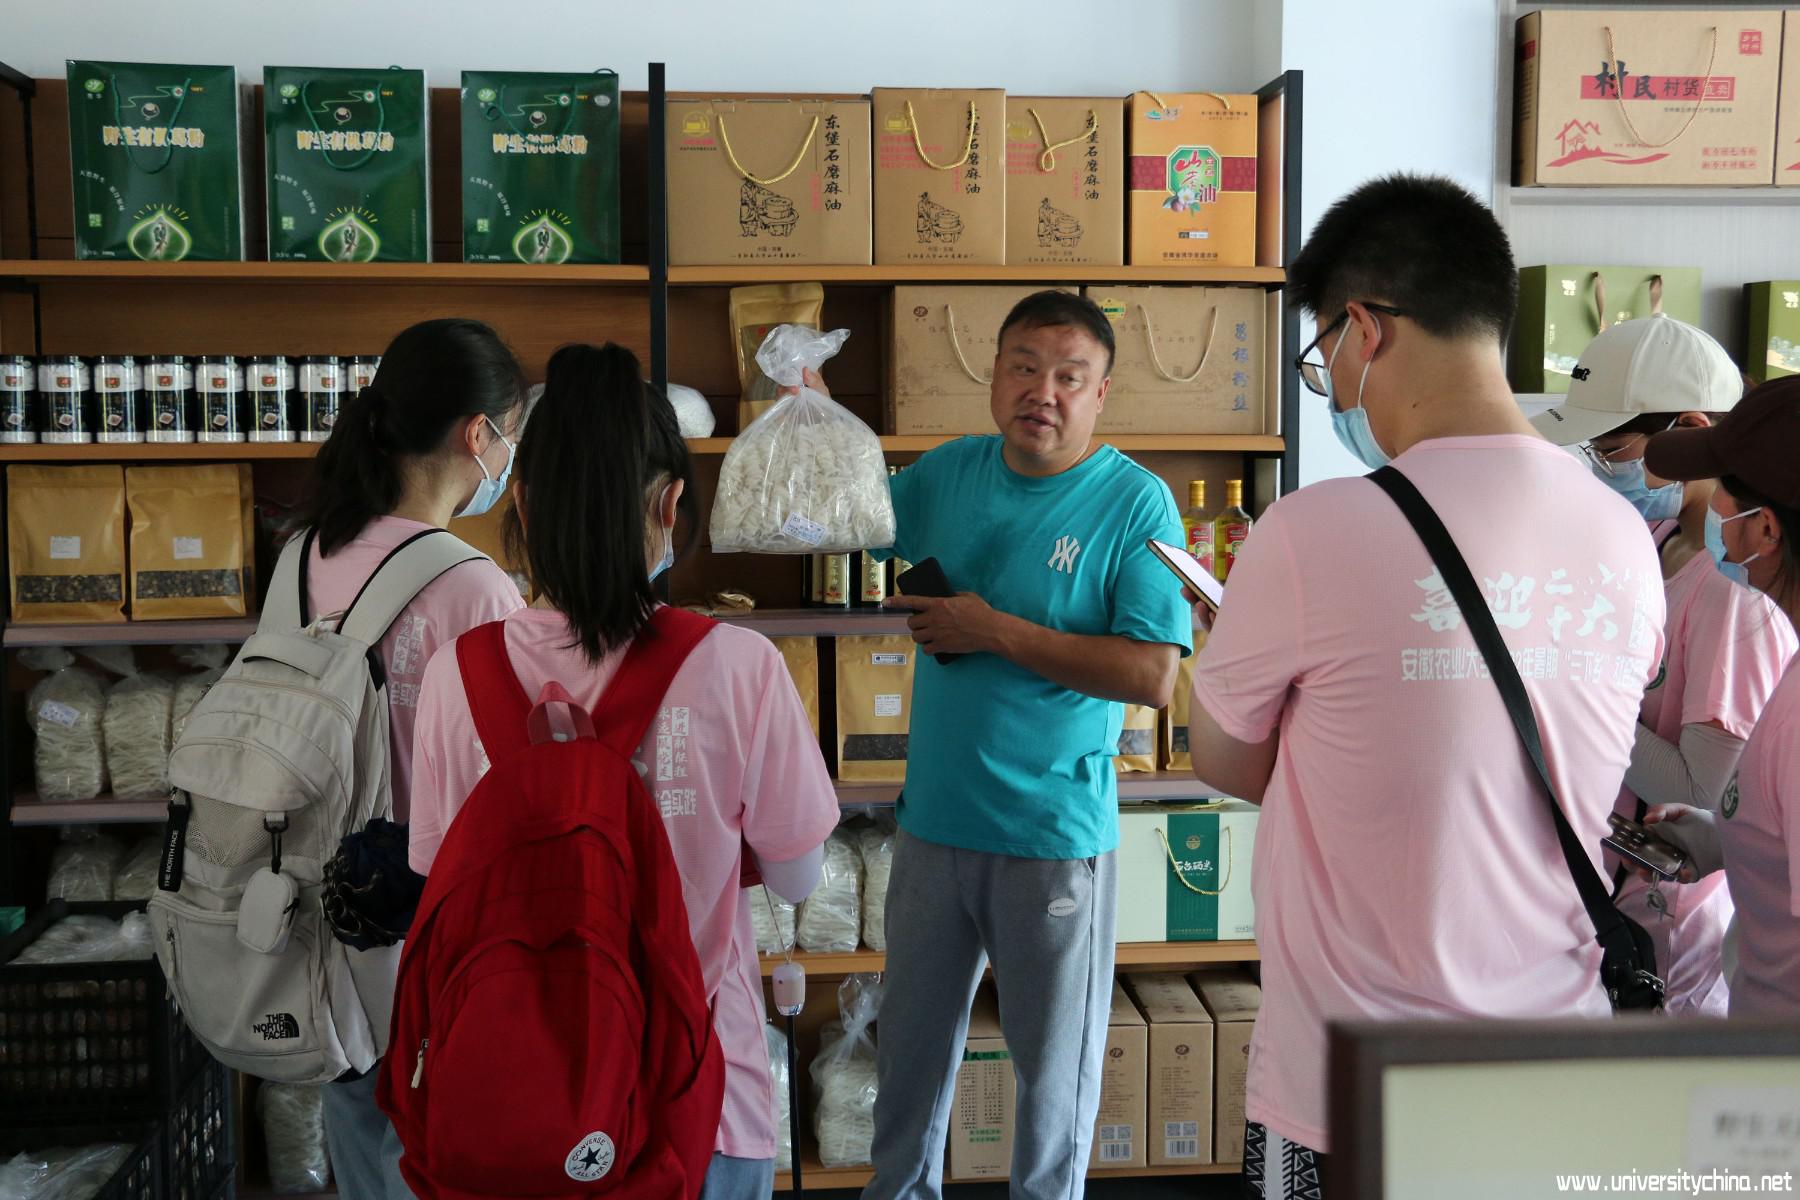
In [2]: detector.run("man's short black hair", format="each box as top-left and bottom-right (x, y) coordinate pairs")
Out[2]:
(1289, 174), (1517, 343)
(997, 290), (1116, 375)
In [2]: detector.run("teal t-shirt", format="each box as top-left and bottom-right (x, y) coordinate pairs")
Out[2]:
(880, 436), (1192, 859)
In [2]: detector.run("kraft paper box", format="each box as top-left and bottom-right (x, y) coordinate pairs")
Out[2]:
(1090, 981), (1149, 1171)
(265, 66), (430, 262)
(1128, 92), (1258, 268)
(1090, 285), (1268, 435)
(462, 70), (620, 264)
(1511, 265), (1702, 394)
(66, 61), (244, 261)
(872, 88), (1006, 265)
(889, 285), (1073, 436)
(950, 985), (1014, 1181)
(668, 97), (871, 265)
(1514, 10), (1783, 186)
(1781, 16), (1800, 184)
(1192, 972), (1260, 1164)
(1747, 281), (1800, 382)
(1004, 97), (1124, 267)
(836, 635), (915, 782)
(1127, 973), (1215, 1166)
(1163, 654), (1197, 772)
(1116, 802), (1258, 943)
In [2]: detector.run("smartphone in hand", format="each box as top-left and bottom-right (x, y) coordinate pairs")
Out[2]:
(894, 557), (963, 663)
(1602, 813), (1689, 882)
(1147, 539), (1223, 613)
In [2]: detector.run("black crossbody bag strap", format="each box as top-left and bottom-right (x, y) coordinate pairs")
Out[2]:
(1367, 466), (1663, 1011)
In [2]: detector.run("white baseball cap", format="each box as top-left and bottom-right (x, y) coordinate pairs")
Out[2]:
(1530, 316), (1743, 447)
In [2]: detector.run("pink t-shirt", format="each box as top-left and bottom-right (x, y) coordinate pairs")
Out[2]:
(1614, 550), (1796, 1014)
(407, 607), (841, 1159)
(1723, 660), (1800, 1018)
(304, 516), (525, 820)
(1191, 435), (1666, 1153)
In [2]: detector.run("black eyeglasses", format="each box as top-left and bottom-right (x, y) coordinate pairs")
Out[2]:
(1294, 303), (1408, 396)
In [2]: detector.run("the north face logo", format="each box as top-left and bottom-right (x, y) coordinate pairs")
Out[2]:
(252, 1013), (301, 1041)
(1048, 535), (1082, 574)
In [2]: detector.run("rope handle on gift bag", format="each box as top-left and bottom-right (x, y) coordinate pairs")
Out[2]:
(1593, 272), (1665, 333)
(1603, 24), (1719, 149)
(719, 112), (821, 186)
(1141, 304), (1220, 384)
(906, 99), (978, 171)
(943, 302), (993, 385)
(112, 75), (192, 175)
(302, 76), (391, 171)
(1140, 91), (1233, 113)
(1157, 826), (1233, 896)
(1027, 106), (1098, 173)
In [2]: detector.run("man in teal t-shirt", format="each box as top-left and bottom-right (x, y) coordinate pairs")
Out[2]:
(858, 292), (1192, 1199)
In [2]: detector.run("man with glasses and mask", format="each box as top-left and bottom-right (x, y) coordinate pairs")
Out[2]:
(1532, 317), (1797, 1016)
(1182, 175), (1666, 1199)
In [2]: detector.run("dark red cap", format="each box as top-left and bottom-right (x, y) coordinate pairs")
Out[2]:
(1645, 375), (1800, 508)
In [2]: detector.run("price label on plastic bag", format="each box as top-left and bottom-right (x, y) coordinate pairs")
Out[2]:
(780, 513), (827, 547)
(38, 701), (82, 728)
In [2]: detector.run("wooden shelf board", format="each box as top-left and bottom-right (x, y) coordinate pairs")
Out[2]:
(711, 608), (913, 637)
(760, 940), (1257, 978)
(4, 617), (258, 647)
(1506, 186), (1799, 207)
(0, 441), (318, 461)
(671, 264), (1284, 286)
(688, 434), (1285, 455)
(0, 260), (650, 285)
(11, 795), (166, 825)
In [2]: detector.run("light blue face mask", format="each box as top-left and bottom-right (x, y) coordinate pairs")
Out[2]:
(1705, 504), (1765, 590)
(456, 415), (515, 519)
(1595, 456), (1685, 521)
(650, 484), (675, 582)
(1324, 324), (1389, 469)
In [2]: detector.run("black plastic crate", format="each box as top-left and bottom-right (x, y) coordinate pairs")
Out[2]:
(0, 899), (207, 1123)
(165, 1058), (234, 1200)
(0, 1121), (161, 1200)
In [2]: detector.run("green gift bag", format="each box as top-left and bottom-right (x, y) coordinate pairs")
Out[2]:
(1746, 282), (1800, 383)
(66, 61), (244, 261)
(461, 70), (620, 264)
(1511, 266), (1702, 394)
(265, 66), (430, 262)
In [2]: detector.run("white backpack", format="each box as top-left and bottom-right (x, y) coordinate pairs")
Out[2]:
(148, 527), (485, 1083)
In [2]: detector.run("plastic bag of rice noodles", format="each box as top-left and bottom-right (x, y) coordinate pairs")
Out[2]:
(796, 828), (862, 953)
(23, 648), (108, 802)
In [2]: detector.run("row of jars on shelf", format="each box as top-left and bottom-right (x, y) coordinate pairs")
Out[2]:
(0, 354), (381, 445)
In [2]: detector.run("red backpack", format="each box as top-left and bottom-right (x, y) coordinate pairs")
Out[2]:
(378, 608), (725, 1199)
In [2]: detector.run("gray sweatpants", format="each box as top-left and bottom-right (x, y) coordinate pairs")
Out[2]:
(862, 830), (1118, 1200)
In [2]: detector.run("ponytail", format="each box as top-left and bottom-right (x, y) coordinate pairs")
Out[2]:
(305, 318), (526, 556)
(506, 342), (697, 662)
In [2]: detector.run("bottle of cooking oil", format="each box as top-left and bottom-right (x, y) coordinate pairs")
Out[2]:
(1212, 479), (1253, 582)
(888, 465), (913, 579)
(859, 550), (889, 607)
(822, 553), (853, 608)
(1181, 481), (1214, 577)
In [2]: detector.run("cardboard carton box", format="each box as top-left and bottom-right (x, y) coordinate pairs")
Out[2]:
(1127, 973), (1216, 1166)
(1091, 980), (1149, 1170)
(888, 285), (1073, 436)
(1746, 281), (1800, 382)
(872, 88), (1006, 265)
(1116, 803), (1258, 943)
(1128, 92), (1258, 268)
(1511, 265), (1702, 393)
(1514, 10), (1783, 186)
(1089, 285), (1268, 434)
(1192, 971), (1261, 1164)
(667, 97), (872, 265)
(1779, 16), (1800, 185)
(950, 985), (1014, 1180)
(1004, 97), (1124, 266)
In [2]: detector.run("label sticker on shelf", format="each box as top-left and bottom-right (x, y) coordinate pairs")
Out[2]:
(173, 537), (204, 560)
(780, 513), (827, 547)
(874, 694), (903, 718)
(48, 536), (82, 560)
(38, 701), (81, 728)
(870, 653), (908, 667)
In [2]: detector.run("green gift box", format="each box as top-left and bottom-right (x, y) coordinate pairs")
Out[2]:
(66, 60), (244, 261)
(265, 66), (430, 262)
(1511, 266), (1702, 394)
(461, 70), (620, 264)
(1746, 282), (1800, 383)
(1115, 802), (1258, 943)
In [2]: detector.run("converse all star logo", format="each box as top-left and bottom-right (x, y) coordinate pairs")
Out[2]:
(1048, 535), (1082, 574)
(565, 1131), (615, 1182)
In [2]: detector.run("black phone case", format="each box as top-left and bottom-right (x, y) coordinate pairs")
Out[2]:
(895, 558), (962, 663)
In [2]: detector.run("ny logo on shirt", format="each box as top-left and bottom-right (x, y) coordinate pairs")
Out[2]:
(1048, 535), (1082, 574)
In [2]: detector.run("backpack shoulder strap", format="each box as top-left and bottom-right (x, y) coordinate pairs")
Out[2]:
(455, 620), (533, 763)
(339, 529), (488, 648)
(259, 528), (318, 633)
(591, 608), (717, 759)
